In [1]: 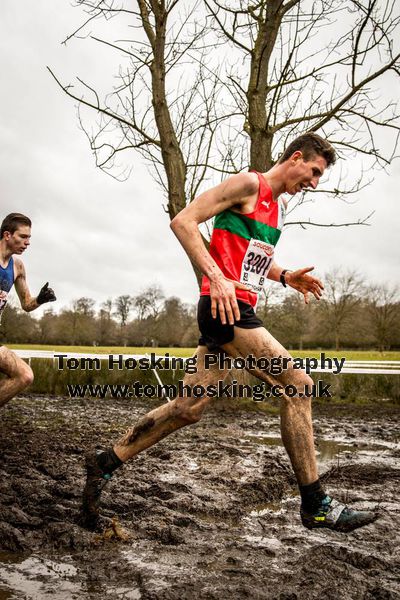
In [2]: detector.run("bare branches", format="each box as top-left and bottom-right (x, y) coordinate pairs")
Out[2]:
(204, 0), (399, 179)
(204, 0), (253, 53)
(137, 0), (156, 49)
(47, 66), (161, 147)
(281, 0), (301, 16)
(52, 0), (400, 253)
(285, 211), (374, 229)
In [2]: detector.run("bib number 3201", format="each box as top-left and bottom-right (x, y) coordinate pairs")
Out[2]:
(240, 238), (274, 293)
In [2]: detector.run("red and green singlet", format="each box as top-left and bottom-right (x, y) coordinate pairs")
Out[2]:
(200, 171), (286, 307)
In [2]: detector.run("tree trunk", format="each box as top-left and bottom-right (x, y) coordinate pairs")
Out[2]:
(247, 2), (282, 171)
(146, 4), (203, 288)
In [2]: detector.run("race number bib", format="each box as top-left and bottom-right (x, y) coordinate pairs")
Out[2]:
(240, 238), (274, 293)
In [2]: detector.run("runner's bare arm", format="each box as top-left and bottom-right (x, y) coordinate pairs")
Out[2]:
(14, 261), (56, 311)
(267, 261), (324, 304)
(14, 260), (39, 311)
(170, 172), (258, 325)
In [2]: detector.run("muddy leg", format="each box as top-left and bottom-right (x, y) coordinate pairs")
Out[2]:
(113, 346), (230, 462)
(0, 346), (34, 408)
(81, 346), (230, 528)
(222, 327), (318, 486)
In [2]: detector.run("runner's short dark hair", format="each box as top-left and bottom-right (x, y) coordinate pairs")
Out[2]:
(0, 213), (32, 239)
(278, 132), (336, 167)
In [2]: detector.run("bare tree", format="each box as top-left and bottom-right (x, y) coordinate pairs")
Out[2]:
(204, 0), (399, 220)
(319, 268), (364, 350)
(49, 0), (399, 283)
(98, 298), (118, 344)
(72, 297), (96, 317)
(100, 298), (113, 318)
(114, 294), (133, 327)
(49, 0), (224, 284)
(365, 283), (399, 351)
(132, 284), (165, 320)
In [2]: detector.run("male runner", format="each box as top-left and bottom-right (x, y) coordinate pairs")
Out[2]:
(0, 213), (56, 408)
(82, 132), (376, 532)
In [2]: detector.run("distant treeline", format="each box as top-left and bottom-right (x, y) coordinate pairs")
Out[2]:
(2, 270), (399, 351)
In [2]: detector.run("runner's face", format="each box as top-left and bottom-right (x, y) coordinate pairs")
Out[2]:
(6, 226), (31, 254)
(285, 152), (327, 195)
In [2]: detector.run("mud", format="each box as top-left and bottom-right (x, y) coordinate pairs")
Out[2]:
(126, 416), (156, 446)
(0, 396), (399, 599)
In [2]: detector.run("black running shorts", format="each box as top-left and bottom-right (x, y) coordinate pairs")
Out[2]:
(197, 295), (264, 353)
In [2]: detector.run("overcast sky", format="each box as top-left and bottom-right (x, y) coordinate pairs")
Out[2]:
(1, 1), (399, 315)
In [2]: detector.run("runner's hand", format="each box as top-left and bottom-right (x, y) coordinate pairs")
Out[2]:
(285, 267), (323, 304)
(37, 282), (57, 305)
(209, 276), (251, 325)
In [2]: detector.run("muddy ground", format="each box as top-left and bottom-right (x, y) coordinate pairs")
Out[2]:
(0, 395), (399, 599)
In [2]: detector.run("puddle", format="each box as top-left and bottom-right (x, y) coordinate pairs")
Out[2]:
(105, 587), (141, 599)
(0, 552), (143, 600)
(249, 500), (284, 515)
(243, 433), (390, 464)
(248, 492), (298, 517)
(195, 511), (241, 527)
(1, 397), (399, 600)
(186, 459), (199, 472)
(0, 553), (80, 600)
(315, 439), (359, 462)
(240, 535), (282, 551)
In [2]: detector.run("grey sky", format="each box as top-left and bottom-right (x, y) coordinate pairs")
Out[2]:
(1, 1), (399, 315)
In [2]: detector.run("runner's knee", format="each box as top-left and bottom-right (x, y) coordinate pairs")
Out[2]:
(18, 364), (34, 389)
(174, 396), (209, 424)
(295, 374), (314, 394)
(279, 374), (315, 407)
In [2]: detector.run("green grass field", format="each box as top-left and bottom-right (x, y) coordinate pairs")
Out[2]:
(8, 345), (194, 357)
(8, 344), (400, 361)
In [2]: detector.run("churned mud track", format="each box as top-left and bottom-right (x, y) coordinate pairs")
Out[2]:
(0, 396), (399, 599)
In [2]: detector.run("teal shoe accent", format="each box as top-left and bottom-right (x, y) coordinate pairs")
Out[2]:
(301, 495), (378, 532)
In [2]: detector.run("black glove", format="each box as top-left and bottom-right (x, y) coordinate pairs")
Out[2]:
(37, 282), (56, 305)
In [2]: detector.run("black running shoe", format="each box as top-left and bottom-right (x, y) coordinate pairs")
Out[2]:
(81, 451), (113, 530)
(301, 495), (378, 532)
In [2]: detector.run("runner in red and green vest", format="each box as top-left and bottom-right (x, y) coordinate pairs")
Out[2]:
(82, 132), (377, 534)
(201, 171), (287, 306)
